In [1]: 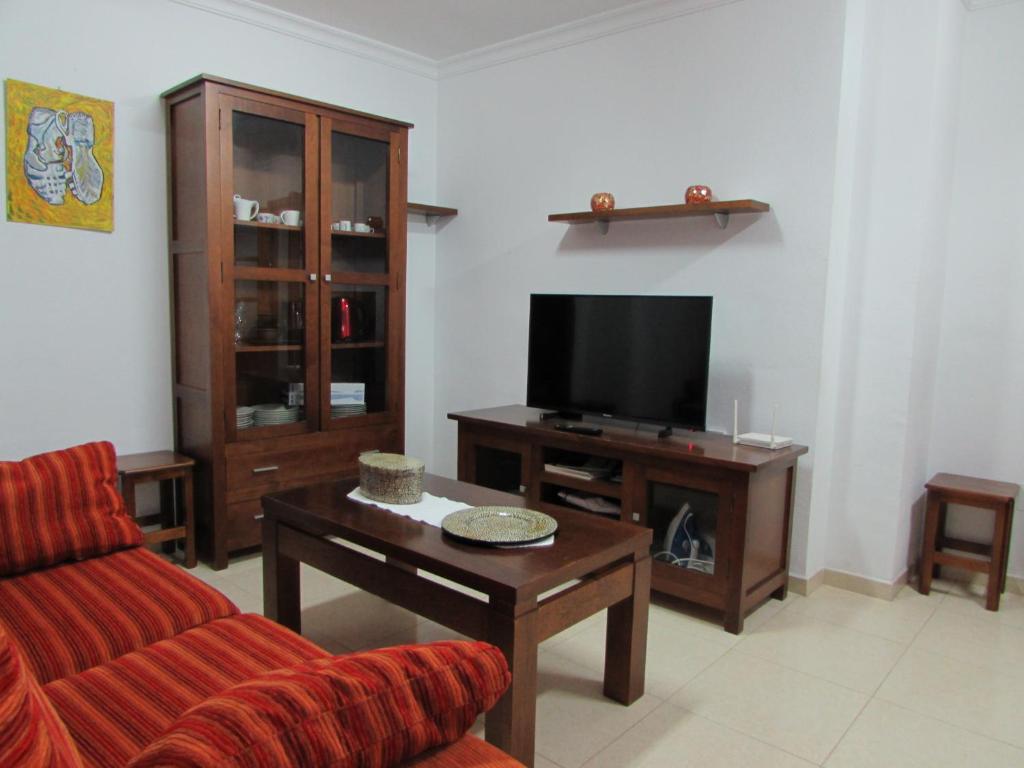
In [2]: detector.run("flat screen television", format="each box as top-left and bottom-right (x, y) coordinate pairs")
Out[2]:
(526, 294), (713, 431)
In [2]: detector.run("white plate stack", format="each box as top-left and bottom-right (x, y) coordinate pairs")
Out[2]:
(331, 403), (368, 418)
(253, 404), (301, 426)
(236, 406), (255, 430)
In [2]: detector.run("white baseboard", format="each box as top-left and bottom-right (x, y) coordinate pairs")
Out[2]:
(791, 565), (1024, 601)
(788, 570), (825, 596)
(789, 568), (907, 601)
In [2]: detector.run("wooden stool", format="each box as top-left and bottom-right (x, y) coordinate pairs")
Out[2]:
(919, 472), (1018, 611)
(118, 451), (197, 569)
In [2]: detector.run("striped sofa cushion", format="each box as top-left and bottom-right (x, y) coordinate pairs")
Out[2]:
(0, 546), (238, 683)
(125, 641), (511, 768)
(0, 441), (142, 575)
(0, 622), (83, 768)
(44, 614), (329, 768)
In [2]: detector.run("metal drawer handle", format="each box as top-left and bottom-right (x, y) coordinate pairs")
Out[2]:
(252, 465), (279, 474)
(254, 514), (265, 521)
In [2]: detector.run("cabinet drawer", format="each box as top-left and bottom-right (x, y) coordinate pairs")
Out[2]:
(226, 498), (263, 552)
(227, 446), (350, 497)
(225, 429), (398, 501)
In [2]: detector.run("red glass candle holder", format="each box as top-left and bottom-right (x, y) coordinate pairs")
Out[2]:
(685, 185), (712, 204)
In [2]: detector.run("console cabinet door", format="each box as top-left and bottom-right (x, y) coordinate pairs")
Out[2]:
(318, 116), (406, 430)
(639, 465), (734, 601)
(219, 96), (320, 441)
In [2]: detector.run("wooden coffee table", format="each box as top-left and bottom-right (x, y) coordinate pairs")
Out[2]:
(261, 474), (652, 767)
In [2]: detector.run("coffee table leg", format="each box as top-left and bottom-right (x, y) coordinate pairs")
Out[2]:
(604, 555), (650, 704)
(486, 605), (539, 768)
(262, 517), (301, 632)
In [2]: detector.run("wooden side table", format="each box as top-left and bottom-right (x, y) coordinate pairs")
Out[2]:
(919, 472), (1019, 611)
(118, 451), (197, 569)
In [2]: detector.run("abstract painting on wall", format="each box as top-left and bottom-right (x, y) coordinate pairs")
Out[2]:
(5, 79), (114, 232)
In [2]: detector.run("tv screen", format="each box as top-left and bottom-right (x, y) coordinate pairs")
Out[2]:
(526, 294), (712, 430)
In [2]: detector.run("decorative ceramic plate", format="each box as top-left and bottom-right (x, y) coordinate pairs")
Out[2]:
(441, 506), (557, 546)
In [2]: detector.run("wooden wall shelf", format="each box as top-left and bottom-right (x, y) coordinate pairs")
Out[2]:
(549, 199), (769, 233)
(408, 202), (458, 225)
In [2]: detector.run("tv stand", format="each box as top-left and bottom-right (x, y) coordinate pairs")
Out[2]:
(448, 405), (808, 633)
(538, 410), (582, 421)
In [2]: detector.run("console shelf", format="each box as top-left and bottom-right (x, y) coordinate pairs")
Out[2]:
(538, 471), (623, 499)
(449, 405), (807, 634)
(548, 199), (769, 233)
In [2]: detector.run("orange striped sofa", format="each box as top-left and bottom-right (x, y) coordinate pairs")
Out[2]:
(0, 442), (522, 768)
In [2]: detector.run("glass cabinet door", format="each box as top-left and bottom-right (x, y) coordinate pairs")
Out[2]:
(320, 118), (401, 426)
(642, 466), (732, 597)
(222, 97), (318, 439)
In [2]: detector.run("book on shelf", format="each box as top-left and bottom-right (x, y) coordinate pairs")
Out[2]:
(544, 456), (620, 481)
(556, 490), (621, 517)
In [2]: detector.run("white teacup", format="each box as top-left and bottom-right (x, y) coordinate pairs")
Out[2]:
(280, 210), (301, 226)
(337, 220), (353, 232)
(256, 212), (280, 224)
(233, 194), (259, 220)
(353, 222), (371, 233)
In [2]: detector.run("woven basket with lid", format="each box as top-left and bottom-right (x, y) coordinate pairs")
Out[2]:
(358, 452), (425, 504)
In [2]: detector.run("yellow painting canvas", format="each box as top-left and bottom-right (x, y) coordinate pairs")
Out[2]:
(5, 79), (114, 232)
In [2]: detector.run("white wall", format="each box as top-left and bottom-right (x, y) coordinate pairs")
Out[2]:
(0, 0), (438, 464)
(816, 0), (965, 585)
(928, 0), (1024, 579)
(4, 0), (1022, 588)
(434, 0), (846, 578)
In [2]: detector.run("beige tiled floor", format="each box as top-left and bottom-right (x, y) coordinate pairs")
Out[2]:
(187, 556), (1024, 767)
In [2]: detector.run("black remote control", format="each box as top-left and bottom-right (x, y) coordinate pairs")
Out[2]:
(554, 423), (603, 436)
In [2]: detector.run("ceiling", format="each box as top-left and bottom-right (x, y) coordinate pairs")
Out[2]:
(255, 0), (655, 61)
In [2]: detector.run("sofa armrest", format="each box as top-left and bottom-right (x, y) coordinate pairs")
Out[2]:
(126, 640), (510, 768)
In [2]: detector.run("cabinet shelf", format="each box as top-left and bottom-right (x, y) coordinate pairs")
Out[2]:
(538, 471), (623, 499)
(330, 230), (385, 239)
(548, 199), (769, 233)
(408, 202), (458, 225)
(234, 220), (303, 232)
(235, 344), (302, 352)
(330, 341), (385, 350)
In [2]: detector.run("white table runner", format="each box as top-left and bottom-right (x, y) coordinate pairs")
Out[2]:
(346, 487), (554, 547)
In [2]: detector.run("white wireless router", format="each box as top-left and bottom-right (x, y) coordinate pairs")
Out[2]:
(733, 400), (793, 450)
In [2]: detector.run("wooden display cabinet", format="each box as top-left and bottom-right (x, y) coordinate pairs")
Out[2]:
(163, 75), (410, 568)
(449, 406), (807, 633)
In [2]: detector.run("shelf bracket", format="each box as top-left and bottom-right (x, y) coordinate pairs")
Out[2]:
(713, 212), (730, 229)
(425, 213), (439, 226)
(597, 220), (610, 235)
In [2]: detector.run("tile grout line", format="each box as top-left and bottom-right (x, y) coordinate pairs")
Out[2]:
(568, 697), (674, 768)
(871, 645), (1024, 752)
(664, 700), (822, 766)
(756, 587), (943, 645)
(668, 630), (863, 765)
(817, 588), (944, 766)
(875, 697), (1024, 755)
